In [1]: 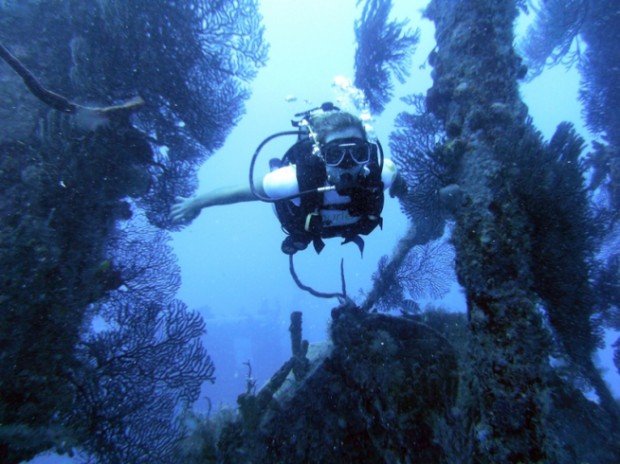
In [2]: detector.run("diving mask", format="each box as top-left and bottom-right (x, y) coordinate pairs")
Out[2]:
(321, 137), (375, 167)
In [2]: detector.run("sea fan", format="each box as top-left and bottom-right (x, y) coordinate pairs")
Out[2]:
(354, 0), (419, 114)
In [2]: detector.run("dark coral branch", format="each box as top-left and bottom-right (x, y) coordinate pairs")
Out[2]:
(0, 42), (144, 120)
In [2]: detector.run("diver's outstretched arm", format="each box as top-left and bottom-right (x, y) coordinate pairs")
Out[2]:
(170, 184), (266, 223)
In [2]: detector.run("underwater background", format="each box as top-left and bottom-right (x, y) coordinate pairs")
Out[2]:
(0, 0), (618, 463)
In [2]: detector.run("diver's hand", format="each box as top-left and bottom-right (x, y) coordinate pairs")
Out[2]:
(170, 196), (202, 223)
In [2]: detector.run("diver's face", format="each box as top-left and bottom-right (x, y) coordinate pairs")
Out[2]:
(324, 127), (368, 189)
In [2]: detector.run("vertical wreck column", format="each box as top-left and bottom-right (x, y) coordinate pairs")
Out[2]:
(426, 1), (552, 462)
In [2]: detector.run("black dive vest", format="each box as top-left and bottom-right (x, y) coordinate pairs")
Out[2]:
(273, 139), (384, 254)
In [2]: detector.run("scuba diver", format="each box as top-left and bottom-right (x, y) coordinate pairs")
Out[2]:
(170, 103), (405, 255)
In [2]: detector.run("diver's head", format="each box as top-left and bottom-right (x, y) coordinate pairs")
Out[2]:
(308, 112), (374, 192)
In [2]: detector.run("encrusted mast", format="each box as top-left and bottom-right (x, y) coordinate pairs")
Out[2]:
(425, 0), (553, 461)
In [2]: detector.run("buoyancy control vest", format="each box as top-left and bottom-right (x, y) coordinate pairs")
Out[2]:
(272, 138), (384, 255)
